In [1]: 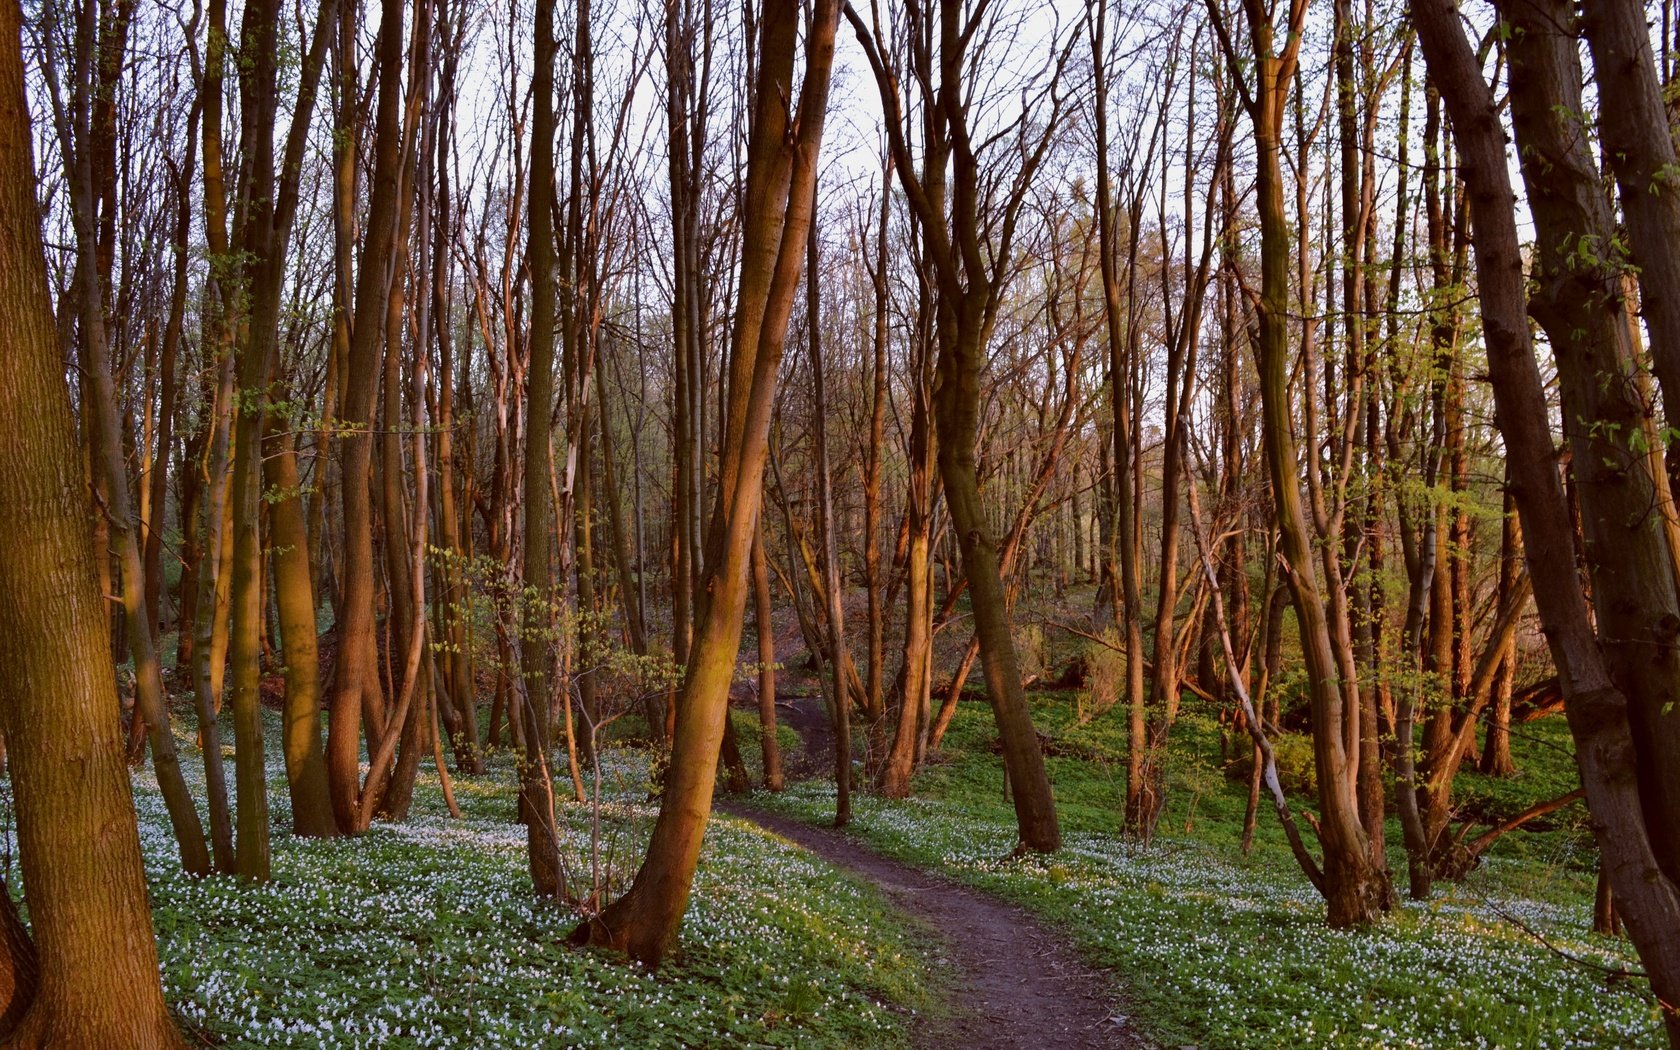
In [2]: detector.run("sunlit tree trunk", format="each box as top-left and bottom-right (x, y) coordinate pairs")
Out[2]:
(848, 0), (1064, 852)
(329, 0), (404, 835)
(862, 155), (891, 764)
(571, 0), (840, 962)
(0, 9), (186, 1034)
(1209, 0), (1383, 927)
(1090, 1), (1151, 838)
(265, 412), (335, 838)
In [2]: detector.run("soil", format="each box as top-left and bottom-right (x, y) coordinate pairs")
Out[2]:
(720, 802), (1147, 1050)
(773, 692), (834, 776)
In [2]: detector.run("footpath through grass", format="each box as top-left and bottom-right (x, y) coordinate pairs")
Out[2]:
(746, 695), (1663, 1050)
(91, 710), (934, 1048)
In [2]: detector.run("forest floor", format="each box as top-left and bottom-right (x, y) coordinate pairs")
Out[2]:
(736, 691), (1660, 1049)
(721, 800), (1140, 1049)
(60, 589), (1660, 1048)
(96, 708), (939, 1048)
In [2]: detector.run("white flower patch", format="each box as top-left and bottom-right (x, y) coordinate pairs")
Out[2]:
(0, 712), (931, 1049)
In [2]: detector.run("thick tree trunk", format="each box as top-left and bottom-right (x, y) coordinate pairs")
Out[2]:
(224, 0), (335, 869)
(1501, 0), (1680, 890)
(0, 12), (187, 1035)
(933, 321), (1061, 852)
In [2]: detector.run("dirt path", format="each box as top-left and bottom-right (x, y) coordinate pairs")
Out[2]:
(774, 693), (833, 777)
(721, 803), (1145, 1049)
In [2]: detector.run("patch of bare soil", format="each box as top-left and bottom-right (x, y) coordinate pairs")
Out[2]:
(720, 803), (1148, 1050)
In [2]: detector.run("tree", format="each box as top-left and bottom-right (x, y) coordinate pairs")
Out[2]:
(571, 0), (841, 963)
(523, 0), (565, 895)
(1413, 0), (1680, 1037)
(1207, 0), (1388, 926)
(805, 213), (852, 825)
(37, 0), (211, 878)
(847, 0), (1068, 853)
(0, 2), (185, 1039)
(327, 0), (406, 835)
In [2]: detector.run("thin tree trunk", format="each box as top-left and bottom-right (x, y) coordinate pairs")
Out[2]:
(752, 519), (782, 790)
(807, 214), (851, 826)
(1208, 0), (1382, 926)
(522, 0), (565, 896)
(571, 0), (840, 962)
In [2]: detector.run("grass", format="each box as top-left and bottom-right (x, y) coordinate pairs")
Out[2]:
(749, 691), (1662, 1049)
(12, 640), (1654, 1048)
(69, 707), (937, 1049)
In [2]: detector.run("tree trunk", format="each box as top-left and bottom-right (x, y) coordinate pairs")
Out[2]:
(523, 0), (565, 896)
(328, 0), (404, 835)
(1501, 0), (1680, 890)
(0, 12), (187, 1034)
(264, 416), (336, 837)
(50, 0), (211, 876)
(1414, 2), (1680, 1038)
(1211, 0), (1382, 926)
(753, 520), (782, 790)
(807, 214), (851, 825)
(571, 0), (840, 963)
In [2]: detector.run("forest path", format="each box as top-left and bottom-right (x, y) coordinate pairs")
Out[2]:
(719, 802), (1146, 1050)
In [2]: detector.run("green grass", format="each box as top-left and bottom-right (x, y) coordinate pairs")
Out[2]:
(37, 665), (1653, 1048)
(105, 709), (934, 1048)
(752, 693), (1660, 1049)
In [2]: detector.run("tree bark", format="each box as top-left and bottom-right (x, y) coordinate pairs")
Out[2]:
(571, 0), (840, 963)
(0, 10), (187, 1035)
(1414, 1), (1680, 1037)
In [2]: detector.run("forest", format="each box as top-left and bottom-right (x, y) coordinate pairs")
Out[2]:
(0, 0), (1677, 1044)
